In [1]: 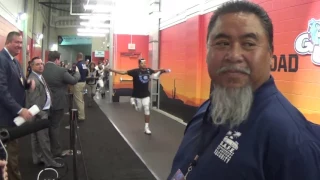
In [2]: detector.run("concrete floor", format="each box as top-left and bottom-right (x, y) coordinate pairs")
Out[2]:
(95, 97), (186, 180)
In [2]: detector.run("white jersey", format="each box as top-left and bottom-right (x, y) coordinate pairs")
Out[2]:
(95, 64), (104, 71)
(97, 69), (105, 79)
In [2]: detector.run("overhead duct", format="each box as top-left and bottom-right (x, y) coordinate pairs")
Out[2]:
(69, 0), (114, 16)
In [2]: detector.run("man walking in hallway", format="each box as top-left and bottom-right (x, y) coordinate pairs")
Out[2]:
(107, 59), (167, 135)
(74, 52), (88, 121)
(43, 51), (80, 157)
(0, 31), (35, 180)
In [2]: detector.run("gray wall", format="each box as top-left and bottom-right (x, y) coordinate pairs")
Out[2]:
(58, 44), (92, 64)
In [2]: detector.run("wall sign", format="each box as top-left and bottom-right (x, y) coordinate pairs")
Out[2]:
(120, 52), (141, 58)
(58, 35), (92, 45)
(271, 54), (298, 72)
(294, 18), (320, 66)
(94, 51), (105, 57)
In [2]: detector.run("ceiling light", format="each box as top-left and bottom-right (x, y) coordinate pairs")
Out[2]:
(77, 28), (109, 34)
(18, 13), (27, 20)
(83, 4), (111, 13)
(77, 33), (106, 37)
(83, 4), (109, 10)
(80, 22), (110, 28)
(38, 34), (43, 39)
(79, 15), (110, 21)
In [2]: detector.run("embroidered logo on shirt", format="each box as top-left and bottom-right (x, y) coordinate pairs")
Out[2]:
(82, 64), (88, 69)
(214, 130), (241, 163)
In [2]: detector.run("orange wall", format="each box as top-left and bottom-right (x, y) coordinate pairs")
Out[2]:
(159, 0), (320, 124)
(160, 15), (211, 107)
(251, 0), (320, 124)
(113, 34), (149, 89)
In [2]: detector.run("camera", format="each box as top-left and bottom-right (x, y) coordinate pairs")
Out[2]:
(68, 63), (77, 75)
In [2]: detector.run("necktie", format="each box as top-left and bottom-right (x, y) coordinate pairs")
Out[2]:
(13, 59), (21, 74)
(40, 76), (52, 106)
(40, 76), (48, 90)
(13, 59), (23, 85)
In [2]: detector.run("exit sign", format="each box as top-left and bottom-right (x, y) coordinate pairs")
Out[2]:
(128, 43), (136, 50)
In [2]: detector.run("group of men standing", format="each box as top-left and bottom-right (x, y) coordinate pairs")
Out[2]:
(0, 31), (90, 180)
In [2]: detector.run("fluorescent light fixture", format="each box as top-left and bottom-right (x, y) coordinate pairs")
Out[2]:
(50, 44), (58, 51)
(38, 34), (43, 39)
(77, 28), (109, 33)
(77, 33), (106, 37)
(83, 4), (109, 10)
(79, 15), (110, 20)
(18, 13), (27, 20)
(80, 22), (110, 28)
(83, 4), (111, 13)
(92, 9), (111, 13)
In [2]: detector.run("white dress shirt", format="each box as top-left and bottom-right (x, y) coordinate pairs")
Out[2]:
(32, 72), (51, 110)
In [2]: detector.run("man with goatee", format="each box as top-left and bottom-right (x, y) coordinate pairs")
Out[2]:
(167, 1), (320, 180)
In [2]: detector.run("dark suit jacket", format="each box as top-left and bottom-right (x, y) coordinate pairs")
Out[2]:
(26, 72), (51, 120)
(43, 62), (80, 110)
(0, 49), (29, 127)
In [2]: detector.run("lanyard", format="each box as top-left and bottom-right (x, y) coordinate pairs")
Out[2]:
(184, 102), (220, 179)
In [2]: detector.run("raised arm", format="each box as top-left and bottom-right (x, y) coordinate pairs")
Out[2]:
(63, 68), (80, 85)
(153, 69), (166, 73)
(107, 68), (128, 75)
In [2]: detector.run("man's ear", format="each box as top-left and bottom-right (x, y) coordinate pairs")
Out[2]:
(269, 52), (274, 68)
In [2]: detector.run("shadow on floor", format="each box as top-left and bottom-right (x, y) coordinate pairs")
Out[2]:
(18, 99), (156, 180)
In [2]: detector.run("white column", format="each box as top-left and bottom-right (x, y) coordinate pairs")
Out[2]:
(108, 19), (114, 103)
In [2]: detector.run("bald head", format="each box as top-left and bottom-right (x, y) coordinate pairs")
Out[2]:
(77, 52), (83, 61)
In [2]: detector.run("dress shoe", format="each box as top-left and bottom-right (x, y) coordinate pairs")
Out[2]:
(33, 161), (45, 166)
(53, 153), (66, 158)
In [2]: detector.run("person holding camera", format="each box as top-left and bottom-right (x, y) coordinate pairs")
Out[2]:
(86, 62), (99, 106)
(42, 51), (80, 157)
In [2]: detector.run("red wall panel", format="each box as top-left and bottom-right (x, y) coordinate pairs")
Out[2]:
(31, 44), (42, 59)
(113, 34), (149, 89)
(91, 50), (109, 64)
(0, 16), (33, 71)
(0, 16), (22, 62)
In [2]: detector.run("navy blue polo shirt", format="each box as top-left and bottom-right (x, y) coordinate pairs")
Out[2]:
(168, 76), (320, 180)
(76, 60), (88, 82)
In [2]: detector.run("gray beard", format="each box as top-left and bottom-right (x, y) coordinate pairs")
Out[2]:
(210, 84), (253, 129)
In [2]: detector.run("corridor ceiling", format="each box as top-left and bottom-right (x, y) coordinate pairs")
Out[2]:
(39, 0), (113, 28)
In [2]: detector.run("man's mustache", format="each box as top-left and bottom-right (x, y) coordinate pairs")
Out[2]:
(216, 66), (251, 75)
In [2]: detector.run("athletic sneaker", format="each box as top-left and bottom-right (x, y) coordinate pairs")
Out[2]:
(130, 97), (135, 106)
(144, 126), (151, 135)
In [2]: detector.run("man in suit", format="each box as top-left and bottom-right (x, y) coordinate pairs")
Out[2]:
(26, 57), (64, 168)
(43, 51), (80, 157)
(0, 31), (35, 180)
